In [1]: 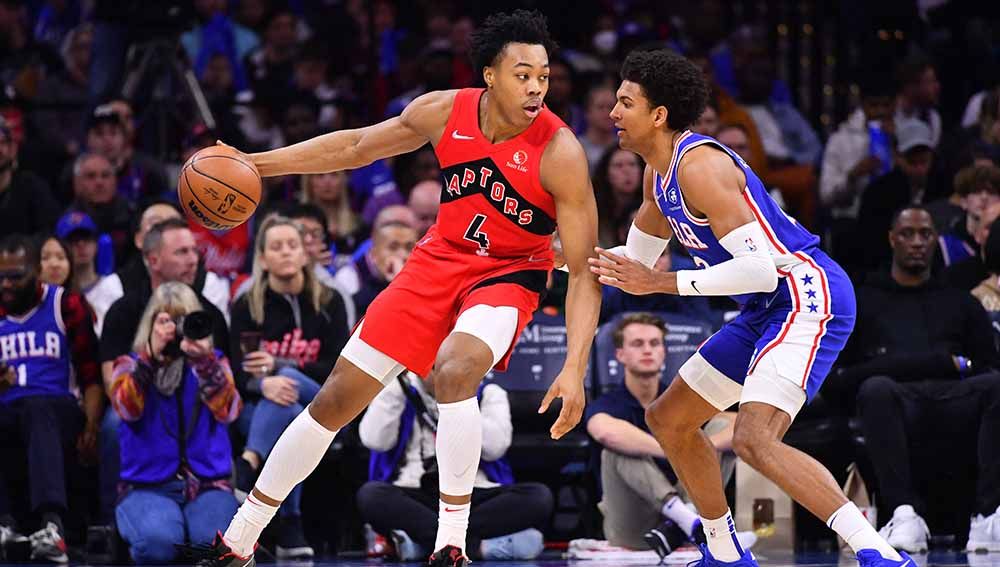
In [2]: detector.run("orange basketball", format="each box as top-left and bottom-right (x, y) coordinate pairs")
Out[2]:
(178, 145), (261, 230)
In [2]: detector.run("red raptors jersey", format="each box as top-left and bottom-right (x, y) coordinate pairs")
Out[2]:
(432, 88), (564, 261)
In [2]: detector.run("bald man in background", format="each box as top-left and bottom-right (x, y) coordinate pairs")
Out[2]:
(336, 205), (420, 317)
(373, 204), (419, 231)
(408, 181), (442, 236)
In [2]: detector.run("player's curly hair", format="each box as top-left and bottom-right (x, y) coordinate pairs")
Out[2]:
(469, 9), (558, 72)
(621, 49), (709, 132)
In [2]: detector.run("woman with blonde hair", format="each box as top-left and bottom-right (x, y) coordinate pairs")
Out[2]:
(109, 282), (241, 564)
(230, 215), (350, 558)
(300, 171), (363, 256)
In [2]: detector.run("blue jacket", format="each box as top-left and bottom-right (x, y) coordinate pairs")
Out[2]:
(118, 354), (234, 484)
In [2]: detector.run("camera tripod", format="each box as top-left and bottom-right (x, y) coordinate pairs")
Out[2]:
(120, 38), (216, 160)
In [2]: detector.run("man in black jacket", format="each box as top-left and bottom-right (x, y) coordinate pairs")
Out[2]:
(835, 206), (1000, 553)
(67, 152), (134, 264)
(99, 218), (230, 376)
(856, 120), (936, 273)
(0, 117), (60, 239)
(88, 201), (231, 335)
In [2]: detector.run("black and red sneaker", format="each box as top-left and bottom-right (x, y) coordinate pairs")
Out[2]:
(183, 532), (256, 567)
(428, 544), (469, 566)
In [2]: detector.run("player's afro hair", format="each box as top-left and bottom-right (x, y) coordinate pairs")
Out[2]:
(469, 9), (558, 72)
(621, 49), (709, 132)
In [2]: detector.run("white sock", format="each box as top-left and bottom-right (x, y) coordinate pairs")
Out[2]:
(225, 408), (338, 557)
(827, 502), (901, 560)
(436, 500), (471, 552)
(662, 495), (699, 536)
(223, 494), (277, 558)
(702, 510), (744, 561)
(434, 397), (482, 551)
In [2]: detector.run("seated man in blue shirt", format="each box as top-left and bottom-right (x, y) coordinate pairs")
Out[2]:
(585, 313), (744, 558)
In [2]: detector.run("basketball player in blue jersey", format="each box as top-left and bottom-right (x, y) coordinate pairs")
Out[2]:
(588, 49), (908, 567)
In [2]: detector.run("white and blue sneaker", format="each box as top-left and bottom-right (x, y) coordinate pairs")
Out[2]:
(690, 544), (760, 567)
(967, 505), (1000, 552)
(878, 505), (929, 553)
(856, 549), (915, 567)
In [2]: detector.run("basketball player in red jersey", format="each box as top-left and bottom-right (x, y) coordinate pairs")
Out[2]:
(198, 11), (600, 567)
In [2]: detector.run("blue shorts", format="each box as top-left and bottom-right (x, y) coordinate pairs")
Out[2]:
(679, 250), (855, 419)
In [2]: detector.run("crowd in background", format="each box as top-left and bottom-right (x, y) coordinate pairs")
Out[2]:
(2, 0), (1000, 562)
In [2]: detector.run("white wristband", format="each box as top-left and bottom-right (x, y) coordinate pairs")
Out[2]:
(556, 223), (668, 273)
(626, 222), (669, 268)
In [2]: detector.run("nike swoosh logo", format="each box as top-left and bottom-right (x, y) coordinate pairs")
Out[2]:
(451, 130), (475, 140)
(765, 294), (778, 309)
(444, 507), (465, 513)
(691, 281), (701, 294)
(453, 463), (474, 477)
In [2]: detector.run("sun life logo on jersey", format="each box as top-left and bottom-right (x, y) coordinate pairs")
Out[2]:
(507, 150), (528, 173)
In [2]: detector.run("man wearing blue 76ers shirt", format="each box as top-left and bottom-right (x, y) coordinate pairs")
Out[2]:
(0, 235), (101, 563)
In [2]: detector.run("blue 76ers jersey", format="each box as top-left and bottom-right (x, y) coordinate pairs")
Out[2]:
(0, 284), (73, 403)
(654, 131), (821, 306)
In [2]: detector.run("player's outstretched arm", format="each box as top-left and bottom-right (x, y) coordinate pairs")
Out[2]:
(247, 90), (457, 177)
(537, 129), (601, 439)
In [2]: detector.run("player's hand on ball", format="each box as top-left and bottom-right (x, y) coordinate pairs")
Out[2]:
(538, 370), (586, 439)
(215, 140), (252, 164)
(588, 247), (661, 295)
